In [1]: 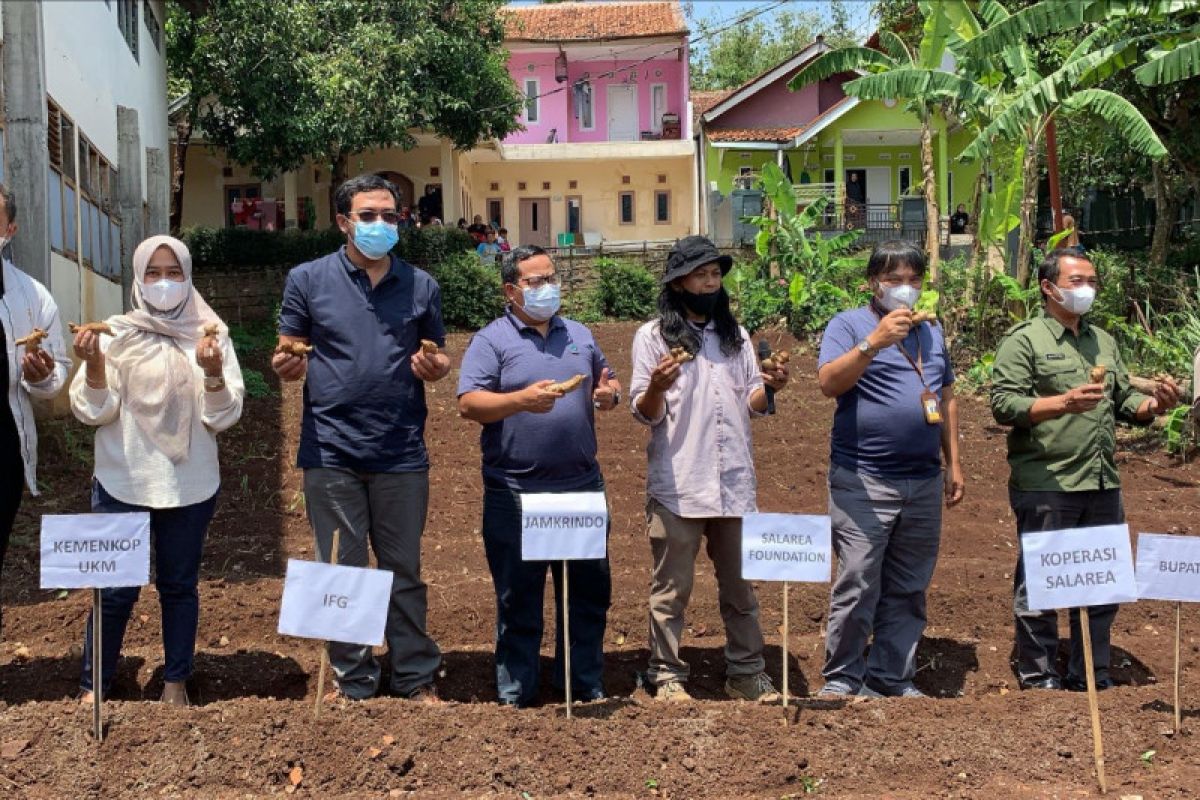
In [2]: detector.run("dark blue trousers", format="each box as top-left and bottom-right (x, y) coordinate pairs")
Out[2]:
(81, 481), (217, 693)
(481, 481), (611, 706)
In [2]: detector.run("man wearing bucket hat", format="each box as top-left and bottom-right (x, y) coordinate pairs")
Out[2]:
(629, 235), (789, 703)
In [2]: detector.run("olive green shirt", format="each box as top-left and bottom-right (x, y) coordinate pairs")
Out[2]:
(990, 311), (1150, 492)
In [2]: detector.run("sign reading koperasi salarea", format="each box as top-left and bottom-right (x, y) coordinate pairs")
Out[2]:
(1136, 533), (1200, 603)
(40, 513), (151, 589)
(1022, 524), (1138, 611)
(520, 492), (608, 561)
(277, 559), (392, 646)
(741, 513), (832, 582)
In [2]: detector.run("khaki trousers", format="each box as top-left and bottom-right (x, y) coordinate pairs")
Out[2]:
(646, 499), (766, 685)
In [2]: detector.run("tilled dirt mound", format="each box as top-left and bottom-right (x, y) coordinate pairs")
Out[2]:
(2, 321), (1198, 798)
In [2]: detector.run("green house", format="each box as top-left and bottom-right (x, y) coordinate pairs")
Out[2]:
(695, 40), (984, 245)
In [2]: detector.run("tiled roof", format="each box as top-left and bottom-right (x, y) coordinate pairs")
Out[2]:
(503, 2), (687, 42)
(690, 90), (728, 131)
(707, 127), (805, 144)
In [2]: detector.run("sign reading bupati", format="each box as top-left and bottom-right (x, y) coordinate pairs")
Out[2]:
(277, 560), (392, 646)
(40, 513), (151, 589)
(1135, 533), (1200, 603)
(520, 492), (608, 561)
(1022, 524), (1138, 611)
(741, 513), (832, 582)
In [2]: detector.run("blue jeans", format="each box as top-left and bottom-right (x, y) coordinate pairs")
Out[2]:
(482, 481), (611, 706)
(80, 481), (217, 693)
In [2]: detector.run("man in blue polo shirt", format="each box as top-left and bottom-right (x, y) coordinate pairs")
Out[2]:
(457, 245), (621, 707)
(814, 240), (964, 699)
(272, 174), (451, 703)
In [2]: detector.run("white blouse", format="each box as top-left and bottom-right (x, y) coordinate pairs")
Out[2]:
(69, 333), (244, 509)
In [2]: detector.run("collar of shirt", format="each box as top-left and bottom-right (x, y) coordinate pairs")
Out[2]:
(505, 308), (566, 337)
(1038, 308), (1091, 340)
(338, 246), (400, 288)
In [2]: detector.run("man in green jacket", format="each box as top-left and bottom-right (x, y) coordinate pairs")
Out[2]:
(991, 249), (1180, 692)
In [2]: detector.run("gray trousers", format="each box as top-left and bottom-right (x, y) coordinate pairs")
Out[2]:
(1010, 488), (1122, 686)
(823, 464), (943, 694)
(646, 499), (766, 685)
(303, 468), (441, 698)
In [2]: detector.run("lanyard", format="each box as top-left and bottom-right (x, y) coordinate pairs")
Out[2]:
(870, 301), (929, 389)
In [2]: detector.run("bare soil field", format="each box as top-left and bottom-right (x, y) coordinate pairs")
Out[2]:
(1, 321), (1198, 798)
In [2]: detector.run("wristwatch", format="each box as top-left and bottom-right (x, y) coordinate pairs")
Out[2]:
(857, 339), (880, 358)
(204, 375), (226, 391)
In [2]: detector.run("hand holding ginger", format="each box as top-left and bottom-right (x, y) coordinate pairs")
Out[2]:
(519, 379), (565, 414)
(15, 328), (48, 351)
(911, 311), (938, 325)
(669, 346), (694, 365)
(69, 322), (114, 337)
(761, 349), (790, 371)
(1088, 365), (1107, 384)
(196, 327), (223, 376)
(1148, 371), (1182, 416)
(648, 354), (682, 392)
(272, 340), (311, 382)
(547, 373), (586, 394)
(275, 341), (313, 357)
(869, 309), (913, 349)
(410, 339), (449, 383)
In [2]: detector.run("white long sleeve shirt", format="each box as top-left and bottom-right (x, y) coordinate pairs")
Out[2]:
(69, 332), (244, 509)
(2, 259), (70, 494)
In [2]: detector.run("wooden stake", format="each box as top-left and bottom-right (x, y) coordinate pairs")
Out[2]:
(783, 581), (790, 714)
(1174, 601), (1183, 734)
(1079, 607), (1108, 794)
(92, 589), (104, 742)
(563, 561), (572, 719)
(313, 529), (340, 720)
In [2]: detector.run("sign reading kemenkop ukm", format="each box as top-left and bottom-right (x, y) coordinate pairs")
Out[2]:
(1022, 524), (1138, 611)
(741, 513), (832, 582)
(40, 513), (150, 589)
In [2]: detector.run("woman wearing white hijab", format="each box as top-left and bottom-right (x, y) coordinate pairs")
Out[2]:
(71, 235), (244, 706)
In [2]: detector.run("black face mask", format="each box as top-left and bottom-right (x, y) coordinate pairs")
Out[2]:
(679, 288), (721, 318)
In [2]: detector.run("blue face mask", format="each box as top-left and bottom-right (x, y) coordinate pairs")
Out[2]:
(521, 283), (561, 322)
(352, 220), (399, 260)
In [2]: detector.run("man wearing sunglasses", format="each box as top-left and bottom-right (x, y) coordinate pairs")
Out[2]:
(457, 246), (621, 707)
(273, 174), (451, 703)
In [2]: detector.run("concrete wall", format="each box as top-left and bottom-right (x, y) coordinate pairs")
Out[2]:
(465, 154), (695, 245)
(505, 51), (686, 144)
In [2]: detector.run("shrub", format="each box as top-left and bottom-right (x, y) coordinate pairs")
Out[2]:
(561, 288), (605, 324)
(182, 225), (474, 270)
(425, 253), (505, 330)
(593, 258), (657, 320)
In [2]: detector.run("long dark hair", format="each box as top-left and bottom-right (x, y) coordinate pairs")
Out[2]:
(657, 285), (743, 358)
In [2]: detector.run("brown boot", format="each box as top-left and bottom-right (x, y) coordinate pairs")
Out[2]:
(161, 681), (189, 707)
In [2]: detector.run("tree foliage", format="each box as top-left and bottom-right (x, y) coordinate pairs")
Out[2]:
(169, 0), (523, 221)
(688, 2), (858, 90)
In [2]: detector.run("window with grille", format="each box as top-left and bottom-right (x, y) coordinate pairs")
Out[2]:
(118, 0), (139, 61)
(47, 101), (62, 170)
(619, 192), (635, 225)
(143, 1), (161, 52)
(654, 191), (670, 224)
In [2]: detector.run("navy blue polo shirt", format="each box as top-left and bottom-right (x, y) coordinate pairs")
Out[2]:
(457, 311), (611, 491)
(817, 305), (955, 479)
(279, 247), (446, 472)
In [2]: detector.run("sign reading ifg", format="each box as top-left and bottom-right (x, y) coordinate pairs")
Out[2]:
(1022, 524), (1138, 611)
(277, 559), (392, 646)
(41, 513), (151, 590)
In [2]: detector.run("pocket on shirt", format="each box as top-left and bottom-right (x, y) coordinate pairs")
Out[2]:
(1034, 362), (1080, 396)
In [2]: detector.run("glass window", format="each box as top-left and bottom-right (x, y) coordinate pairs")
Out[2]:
(651, 85), (667, 134)
(48, 167), (64, 251)
(90, 202), (103, 270)
(655, 191), (670, 224)
(619, 192), (634, 225)
(567, 197), (582, 234)
(61, 117), (76, 181)
(64, 184), (78, 255)
(524, 79), (539, 124)
(143, 0), (161, 53)
(110, 218), (122, 276)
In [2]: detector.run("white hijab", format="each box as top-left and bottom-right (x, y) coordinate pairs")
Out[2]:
(104, 236), (225, 464)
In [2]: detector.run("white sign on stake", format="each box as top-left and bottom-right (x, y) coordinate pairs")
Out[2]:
(278, 559), (392, 646)
(1136, 533), (1200, 602)
(40, 513), (151, 589)
(741, 513), (832, 582)
(520, 492), (607, 561)
(1022, 524), (1138, 611)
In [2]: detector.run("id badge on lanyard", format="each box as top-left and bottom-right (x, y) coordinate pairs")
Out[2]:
(896, 337), (941, 425)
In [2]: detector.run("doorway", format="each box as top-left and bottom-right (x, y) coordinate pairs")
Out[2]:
(607, 84), (639, 142)
(519, 197), (551, 248)
(376, 171), (415, 209)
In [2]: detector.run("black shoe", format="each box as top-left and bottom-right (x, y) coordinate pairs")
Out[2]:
(1021, 677), (1064, 691)
(1064, 676), (1114, 692)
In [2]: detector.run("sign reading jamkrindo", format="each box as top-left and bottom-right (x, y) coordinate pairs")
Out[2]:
(277, 560), (392, 646)
(40, 513), (151, 589)
(741, 513), (832, 582)
(1136, 533), (1200, 603)
(1022, 524), (1138, 611)
(520, 492), (608, 561)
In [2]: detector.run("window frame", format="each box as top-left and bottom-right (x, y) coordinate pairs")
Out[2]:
(566, 195), (583, 235)
(650, 83), (668, 135)
(654, 190), (671, 224)
(618, 191), (635, 226)
(523, 78), (540, 125)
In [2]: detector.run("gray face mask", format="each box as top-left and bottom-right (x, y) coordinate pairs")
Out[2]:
(879, 284), (920, 312)
(1050, 284), (1096, 315)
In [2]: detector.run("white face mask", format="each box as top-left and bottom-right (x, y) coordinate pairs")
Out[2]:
(143, 278), (190, 312)
(879, 283), (920, 312)
(1050, 284), (1096, 315)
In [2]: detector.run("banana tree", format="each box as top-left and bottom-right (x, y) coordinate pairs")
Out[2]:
(949, 0), (1169, 286)
(788, 19), (957, 281)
